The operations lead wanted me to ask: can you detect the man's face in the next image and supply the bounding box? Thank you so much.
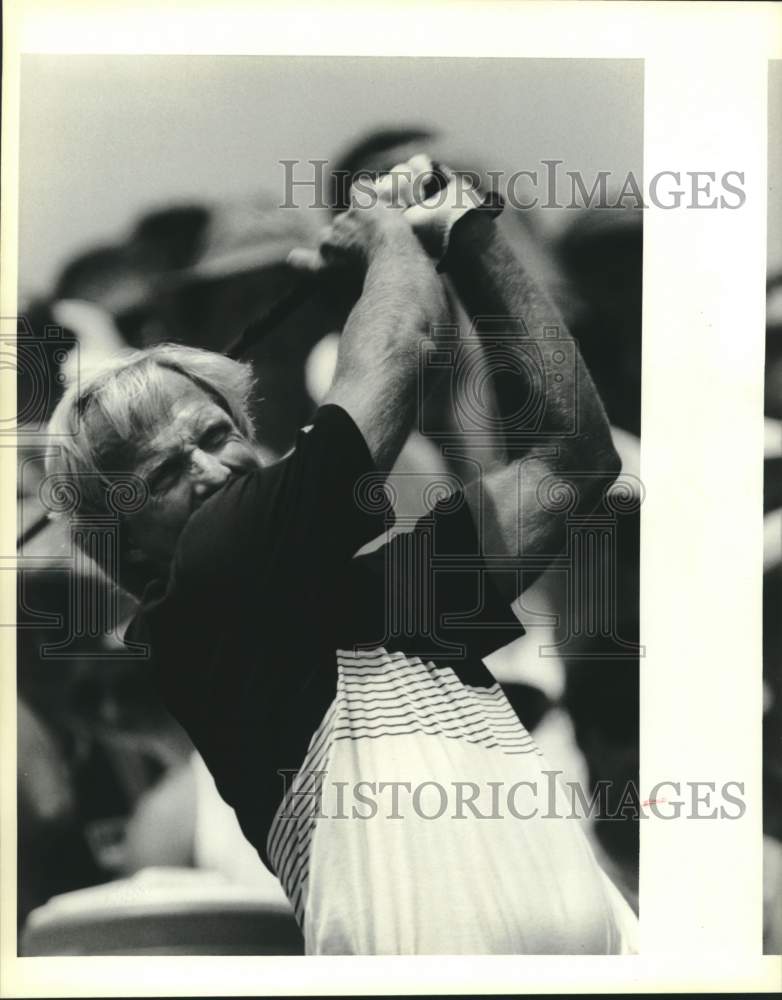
[124,369,262,567]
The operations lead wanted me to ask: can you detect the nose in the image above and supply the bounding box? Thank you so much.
[189,448,230,497]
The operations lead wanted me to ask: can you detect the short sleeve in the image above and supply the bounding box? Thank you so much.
[344,490,525,663]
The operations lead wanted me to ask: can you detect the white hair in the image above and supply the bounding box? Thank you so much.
[45,343,257,592]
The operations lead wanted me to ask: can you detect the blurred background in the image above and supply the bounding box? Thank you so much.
[11,53,772,955]
[763,56,782,959]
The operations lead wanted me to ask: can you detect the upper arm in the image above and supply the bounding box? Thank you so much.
[321,238,445,470]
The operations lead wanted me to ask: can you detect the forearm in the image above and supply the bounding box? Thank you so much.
[325,236,444,469]
[444,211,618,475]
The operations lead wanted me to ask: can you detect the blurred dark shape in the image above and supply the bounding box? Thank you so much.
[49,208,210,348]
[54,245,152,323]
[16,245,149,442]
[128,195,321,349]
[17,246,150,443]
[556,208,643,436]
[18,567,173,741]
[766,456,782,513]
[502,681,558,734]
[560,506,641,883]
[564,660,639,863]
[17,698,103,932]
[45,194,332,453]
[145,195,341,452]
[764,564,782,842]
[767,273,782,420]
[14,304,77,429]
[17,567,177,933]
[129,205,211,273]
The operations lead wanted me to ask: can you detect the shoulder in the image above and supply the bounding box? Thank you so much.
[174,467,273,595]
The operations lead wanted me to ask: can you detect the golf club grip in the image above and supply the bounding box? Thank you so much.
[227,162,452,360]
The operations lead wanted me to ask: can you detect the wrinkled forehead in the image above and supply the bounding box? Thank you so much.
[136,373,223,455]
[85,365,231,473]
[145,367,208,412]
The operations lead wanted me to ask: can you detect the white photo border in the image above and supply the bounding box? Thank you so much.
[1,0,780,994]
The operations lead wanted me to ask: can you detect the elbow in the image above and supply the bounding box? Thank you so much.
[588,435,622,495]
[570,429,621,480]
[597,438,622,482]
[561,433,622,513]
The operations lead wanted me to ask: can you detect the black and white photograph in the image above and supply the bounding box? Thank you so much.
[13,52,644,958]
[1,0,779,994]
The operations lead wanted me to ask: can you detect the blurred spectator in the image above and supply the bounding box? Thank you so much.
[549,207,643,902]
[54,244,154,331]
[45,195,329,454]
[766,274,782,420]
[15,302,77,432]
[556,207,643,436]
[17,566,185,933]
[17,697,101,930]
[764,565,782,841]
[125,752,293,909]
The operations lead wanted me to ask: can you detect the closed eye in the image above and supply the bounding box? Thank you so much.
[148,455,185,493]
[199,421,233,451]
